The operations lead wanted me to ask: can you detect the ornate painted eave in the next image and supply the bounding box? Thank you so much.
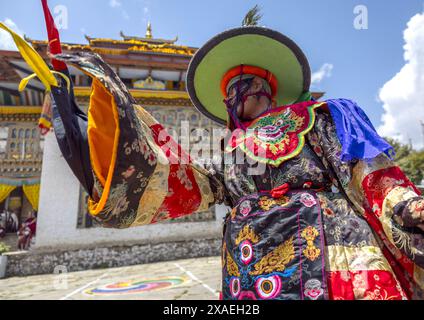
[0,57,21,82]
[0,173,42,184]
[29,38,196,57]
[0,106,42,114]
[74,87,193,107]
[0,106,42,122]
[74,87,190,100]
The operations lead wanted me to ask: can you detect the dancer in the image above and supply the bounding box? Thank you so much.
[1,5,423,299]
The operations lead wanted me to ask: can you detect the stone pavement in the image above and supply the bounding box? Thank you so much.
[0,256,222,300]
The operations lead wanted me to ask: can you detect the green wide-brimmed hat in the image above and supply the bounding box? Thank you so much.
[186,26,311,125]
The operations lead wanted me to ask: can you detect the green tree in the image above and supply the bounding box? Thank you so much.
[385,137,424,185]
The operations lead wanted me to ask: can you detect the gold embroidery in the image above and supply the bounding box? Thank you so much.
[132,159,169,227]
[326,245,392,272]
[249,236,295,276]
[258,196,289,211]
[301,226,321,261]
[235,225,260,246]
[226,250,240,277]
[382,186,418,243]
[363,287,399,300]
[191,166,215,212]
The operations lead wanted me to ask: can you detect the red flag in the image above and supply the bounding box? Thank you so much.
[41,0,67,71]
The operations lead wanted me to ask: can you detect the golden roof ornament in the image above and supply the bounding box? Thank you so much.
[146,22,152,39]
[133,76,166,90]
[119,25,179,45]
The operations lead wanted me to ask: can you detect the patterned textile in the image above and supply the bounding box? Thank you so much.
[223,190,326,300]
[49,52,424,300]
[53,52,220,228]
[310,111,423,300]
[225,101,324,166]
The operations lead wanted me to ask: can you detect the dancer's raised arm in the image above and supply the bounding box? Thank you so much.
[0,23,226,229]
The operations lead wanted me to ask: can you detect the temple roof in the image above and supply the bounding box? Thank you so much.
[0,22,325,110]
[118,22,179,45]
[27,36,196,58]
[0,56,21,83]
[25,23,197,57]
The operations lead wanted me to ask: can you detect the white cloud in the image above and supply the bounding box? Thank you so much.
[311,63,334,87]
[109,0,122,8]
[0,18,23,51]
[109,0,130,20]
[139,0,151,23]
[378,13,424,149]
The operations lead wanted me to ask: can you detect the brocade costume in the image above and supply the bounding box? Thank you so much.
[2,11,424,300]
[54,52,424,300]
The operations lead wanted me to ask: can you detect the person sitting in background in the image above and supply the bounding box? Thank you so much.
[17,211,37,251]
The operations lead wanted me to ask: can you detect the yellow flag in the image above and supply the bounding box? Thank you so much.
[0,22,57,90]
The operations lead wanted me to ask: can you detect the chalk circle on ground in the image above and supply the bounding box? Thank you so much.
[83,276,189,296]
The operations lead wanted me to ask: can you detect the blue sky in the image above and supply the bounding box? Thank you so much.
[1,0,423,129]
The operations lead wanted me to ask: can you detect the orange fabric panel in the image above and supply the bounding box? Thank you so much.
[87,79,120,215]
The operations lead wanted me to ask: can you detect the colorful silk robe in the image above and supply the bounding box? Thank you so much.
[52,52,424,300]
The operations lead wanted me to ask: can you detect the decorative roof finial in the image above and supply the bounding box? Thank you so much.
[146,22,152,39]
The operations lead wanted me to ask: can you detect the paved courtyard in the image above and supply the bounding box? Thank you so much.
[0,256,222,300]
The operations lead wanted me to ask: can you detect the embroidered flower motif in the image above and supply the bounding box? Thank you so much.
[121,165,136,179]
[175,165,193,190]
[352,273,367,298]
[324,208,335,217]
[304,279,323,300]
[300,193,317,207]
[138,138,157,166]
[364,285,399,300]
[152,207,173,222]
[318,194,335,218]
[372,204,380,215]
[103,182,130,219]
[124,144,132,156]
[340,271,351,282]
[313,146,323,156]
[303,182,313,189]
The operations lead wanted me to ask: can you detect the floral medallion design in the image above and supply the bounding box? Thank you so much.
[225,101,325,166]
